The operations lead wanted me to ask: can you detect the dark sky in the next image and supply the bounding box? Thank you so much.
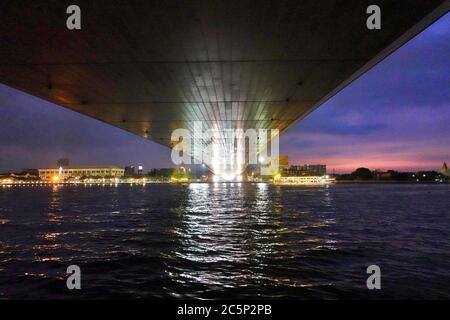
[0,13,449,173]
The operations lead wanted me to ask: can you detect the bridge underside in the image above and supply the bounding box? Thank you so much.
[0,0,447,174]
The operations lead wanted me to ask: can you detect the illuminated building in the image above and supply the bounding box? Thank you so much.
[278,155,289,169]
[38,165,124,180]
[284,164,326,176]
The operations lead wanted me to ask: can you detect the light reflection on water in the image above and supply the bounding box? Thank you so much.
[168,183,286,290]
[0,183,450,299]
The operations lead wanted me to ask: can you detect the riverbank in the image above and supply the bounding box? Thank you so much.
[335,180,449,184]
[1,180,448,187]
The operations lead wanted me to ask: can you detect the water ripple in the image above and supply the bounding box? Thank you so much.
[0,183,449,299]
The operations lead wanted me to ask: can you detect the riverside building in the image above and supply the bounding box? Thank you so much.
[38,165,124,180]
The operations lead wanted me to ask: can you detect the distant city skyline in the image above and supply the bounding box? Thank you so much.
[0,13,449,174]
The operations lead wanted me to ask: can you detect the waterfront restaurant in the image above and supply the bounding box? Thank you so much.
[38,165,125,180]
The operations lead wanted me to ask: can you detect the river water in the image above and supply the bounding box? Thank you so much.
[0,183,449,299]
